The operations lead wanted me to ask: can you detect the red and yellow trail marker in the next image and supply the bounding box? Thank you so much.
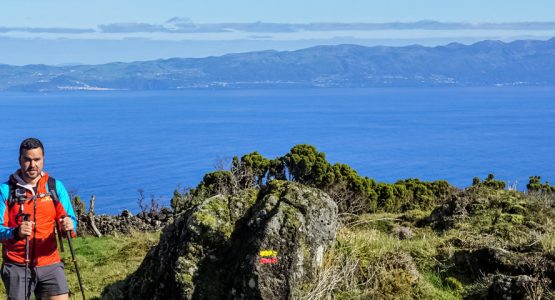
[259,250,278,264]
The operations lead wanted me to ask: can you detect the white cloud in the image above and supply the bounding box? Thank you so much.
[0,27,95,34]
[96,20,555,34]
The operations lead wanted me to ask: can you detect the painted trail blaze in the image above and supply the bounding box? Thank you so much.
[259,249,278,264]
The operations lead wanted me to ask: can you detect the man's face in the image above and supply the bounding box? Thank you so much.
[19,148,44,181]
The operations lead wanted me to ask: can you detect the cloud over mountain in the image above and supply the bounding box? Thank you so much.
[3,20,555,35]
[94,20,555,34]
[98,23,170,33]
[0,26,95,34]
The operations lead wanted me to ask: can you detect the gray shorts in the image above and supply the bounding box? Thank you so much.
[1,262,69,300]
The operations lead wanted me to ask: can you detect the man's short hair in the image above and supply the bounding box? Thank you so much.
[19,138,44,157]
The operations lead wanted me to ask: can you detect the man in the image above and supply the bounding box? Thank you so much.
[0,138,77,300]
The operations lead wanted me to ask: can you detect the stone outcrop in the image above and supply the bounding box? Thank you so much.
[111,180,338,299]
[488,275,548,300]
[440,241,555,298]
[426,188,555,298]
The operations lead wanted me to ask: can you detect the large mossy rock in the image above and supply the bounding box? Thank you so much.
[121,180,338,299]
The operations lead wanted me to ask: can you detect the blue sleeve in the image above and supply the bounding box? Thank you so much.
[54,180,78,233]
[0,183,16,241]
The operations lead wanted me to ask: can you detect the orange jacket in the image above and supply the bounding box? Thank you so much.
[0,171,77,267]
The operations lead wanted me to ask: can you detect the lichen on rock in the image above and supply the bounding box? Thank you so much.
[116,181,338,300]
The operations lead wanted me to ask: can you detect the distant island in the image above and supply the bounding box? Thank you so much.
[0,37,554,92]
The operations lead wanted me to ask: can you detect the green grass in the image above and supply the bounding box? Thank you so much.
[0,232,160,299]
[541,230,555,255]
[299,212,462,299]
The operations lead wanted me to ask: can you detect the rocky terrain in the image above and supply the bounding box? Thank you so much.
[65,145,554,299]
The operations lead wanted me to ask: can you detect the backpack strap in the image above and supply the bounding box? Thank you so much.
[7,176,60,210]
[47,176,60,206]
[7,175,18,211]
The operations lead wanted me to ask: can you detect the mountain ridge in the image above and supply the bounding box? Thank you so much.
[1,37,554,92]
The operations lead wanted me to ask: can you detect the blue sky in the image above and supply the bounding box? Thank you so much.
[3,0,555,26]
[1,0,555,65]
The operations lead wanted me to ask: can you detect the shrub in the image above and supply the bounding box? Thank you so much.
[472,174,506,190]
[175,144,456,214]
[527,176,555,194]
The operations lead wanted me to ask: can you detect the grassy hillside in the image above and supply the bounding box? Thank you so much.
[300,189,555,299]
[1,187,552,299]
[0,232,160,299]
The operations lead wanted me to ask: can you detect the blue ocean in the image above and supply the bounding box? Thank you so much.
[0,87,554,213]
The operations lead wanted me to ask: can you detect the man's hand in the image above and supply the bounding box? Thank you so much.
[60,217,74,232]
[18,221,33,237]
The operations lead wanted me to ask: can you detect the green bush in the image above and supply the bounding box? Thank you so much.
[472,174,506,190]
[174,144,456,214]
[527,176,555,193]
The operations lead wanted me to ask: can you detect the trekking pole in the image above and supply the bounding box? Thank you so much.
[56,222,65,253]
[49,186,86,300]
[62,216,86,300]
[16,197,31,300]
[23,214,31,300]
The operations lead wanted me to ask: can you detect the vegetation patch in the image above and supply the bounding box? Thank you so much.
[0,232,160,299]
[13,145,552,299]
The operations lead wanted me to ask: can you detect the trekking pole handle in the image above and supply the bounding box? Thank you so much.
[16,212,31,224]
[16,213,32,245]
[59,215,74,234]
[17,214,32,266]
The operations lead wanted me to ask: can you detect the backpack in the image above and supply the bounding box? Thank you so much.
[7,176,60,211]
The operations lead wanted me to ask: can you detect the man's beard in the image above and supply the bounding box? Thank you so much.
[24,168,40,180]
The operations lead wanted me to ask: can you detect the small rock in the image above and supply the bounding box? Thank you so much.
[121,209,131,218]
